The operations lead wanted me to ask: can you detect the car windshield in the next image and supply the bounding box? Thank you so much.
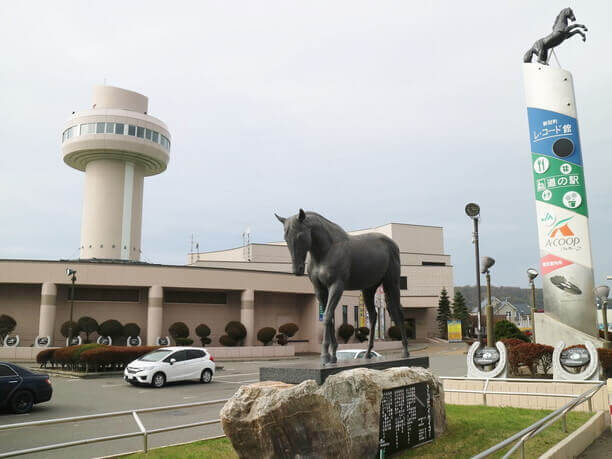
[138,350,172,362]
[336,351,356,361]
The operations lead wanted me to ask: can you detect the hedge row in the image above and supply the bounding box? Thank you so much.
[502,339,612,377]
[37,344,159,372]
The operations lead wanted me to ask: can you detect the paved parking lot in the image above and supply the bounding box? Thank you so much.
[0,343,467,458]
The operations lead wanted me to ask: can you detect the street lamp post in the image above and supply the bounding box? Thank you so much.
[527,268,538,343]
[481,256,496,347]
[66,268,77,343]
[465,203,484,344]
[593,285,610,347]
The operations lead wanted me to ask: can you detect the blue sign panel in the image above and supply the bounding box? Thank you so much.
[527,107,583,166]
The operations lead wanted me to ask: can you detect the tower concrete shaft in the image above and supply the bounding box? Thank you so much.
[61,86,170,261]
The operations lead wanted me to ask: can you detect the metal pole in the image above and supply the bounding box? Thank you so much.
[69,275,76,342]
[602,299,609,342]
[473,217,484,344]
[486,272,494,347]
[530,281,537,343]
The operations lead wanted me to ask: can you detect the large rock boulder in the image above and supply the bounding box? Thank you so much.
[220,367,446,459]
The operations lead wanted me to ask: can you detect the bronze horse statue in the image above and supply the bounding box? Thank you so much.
[524,8,587,64]
[275,209,410,364]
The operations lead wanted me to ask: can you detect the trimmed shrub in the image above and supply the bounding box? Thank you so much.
[505,342,554,376]
[77,316,99,343]
[494,320,529,342]
[355,327,370,343]
[123,323,141,338]
[168,322,189,339]
[60,320,81,338]
[219,335,238,347]
[597,347,612,371]
[276,333,288,346]
[175,337,194,346]
[0,314,16,345]
[500,338,527,349]
[196,324,212,346]
[257,327,276,345]
[225,321,247,345]
[100,320,124,339]
[36,348,56,367]
[388,326,402,340]
[279,323,299,338]
[80,346,160,371]
[338,324,354,344]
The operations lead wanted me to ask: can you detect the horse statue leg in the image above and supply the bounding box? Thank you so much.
[313,283,330,364]
[321,280,344,365]
[383,278,410,358]
[363,287,378,359]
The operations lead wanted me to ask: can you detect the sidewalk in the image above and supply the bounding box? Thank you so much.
[578,428,611,458]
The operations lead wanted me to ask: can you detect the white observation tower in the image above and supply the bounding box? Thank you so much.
[61,86,171,261]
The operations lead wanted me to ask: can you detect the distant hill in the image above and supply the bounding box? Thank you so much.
[455,285,543,311]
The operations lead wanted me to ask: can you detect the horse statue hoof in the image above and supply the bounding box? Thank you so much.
[402,351,410,358]
[320,353,330,365]
[329,356,337,364]
[365,351,372,359]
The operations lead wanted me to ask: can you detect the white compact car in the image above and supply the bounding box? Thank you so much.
[124,347,215,388]
[335,349,383,361]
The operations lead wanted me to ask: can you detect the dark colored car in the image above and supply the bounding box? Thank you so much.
[0,362,52,414]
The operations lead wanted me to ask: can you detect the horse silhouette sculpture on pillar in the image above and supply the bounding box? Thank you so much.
[275,209,410,365]
[524,8,587,65]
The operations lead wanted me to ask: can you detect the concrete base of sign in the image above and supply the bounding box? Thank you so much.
[259,356,429,385]
[221,366,445,459]
[466,342,508,378]
[535,313,605,348]
[552,341,601,381]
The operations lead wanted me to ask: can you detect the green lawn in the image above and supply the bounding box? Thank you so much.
[121,405,592,459]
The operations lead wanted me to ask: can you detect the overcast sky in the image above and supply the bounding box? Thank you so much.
[1,1,610,288]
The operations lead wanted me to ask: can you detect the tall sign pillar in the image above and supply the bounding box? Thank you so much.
[523,63,597,337]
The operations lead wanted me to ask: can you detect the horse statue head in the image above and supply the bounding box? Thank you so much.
[275,209,310,276]
[557,7,575,27]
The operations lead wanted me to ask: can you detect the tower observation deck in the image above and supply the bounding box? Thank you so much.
[61,86,171,261]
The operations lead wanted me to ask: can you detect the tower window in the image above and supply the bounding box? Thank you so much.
[136,126,145,138]
[128,125,136,136]
[96,122,105,133]
[115,123,124,135]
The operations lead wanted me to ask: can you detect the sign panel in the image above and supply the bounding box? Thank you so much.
[4,335,19,347]
[447,320,462,343]
[523,64,597,337]
[378,382,434,456]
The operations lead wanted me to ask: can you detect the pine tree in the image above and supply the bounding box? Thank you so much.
[452,291,469,338]
[436,288,451,339]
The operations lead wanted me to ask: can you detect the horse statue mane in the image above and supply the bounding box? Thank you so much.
[523,8,588,65]
[302,211,349,241]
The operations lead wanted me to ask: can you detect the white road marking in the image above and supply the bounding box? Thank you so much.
[214,372,258,379]
[216,379,258,385]
[183,396,196,399]
[101,383,125,388]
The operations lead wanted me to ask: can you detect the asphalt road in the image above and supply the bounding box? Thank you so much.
[0,343,467,458]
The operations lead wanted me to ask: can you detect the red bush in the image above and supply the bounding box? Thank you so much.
[80,346,160,367]
[505,342,553,376]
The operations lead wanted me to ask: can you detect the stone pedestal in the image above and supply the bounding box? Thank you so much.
[260,356,429,385]
[221,366,446,459]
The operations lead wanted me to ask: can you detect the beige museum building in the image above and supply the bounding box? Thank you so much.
[0,86,454,352]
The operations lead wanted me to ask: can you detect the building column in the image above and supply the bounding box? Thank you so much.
[147,285,163,345]
[241,289,255,346]
[38,282,57,342]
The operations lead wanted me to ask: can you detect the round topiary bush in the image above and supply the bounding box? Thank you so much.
[99,320,123,339]
[276,333,288,346]
[225,321,247,345]
[196,324,212,346]
[388,325,401,340]
[257,327,276,345]
[61,320,81,338]
[123,322,141,338]
[77,316,99,343]
[219,335,238,347]
[494,320,529,342]
[279,323,299,338]
[169,322,189,339]
[355,326,370,342]
[0,314,17,345]
[338,323,355,344]
[175,337,194,346]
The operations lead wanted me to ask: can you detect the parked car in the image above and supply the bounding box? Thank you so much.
[335,349,383,361]
[0,362,52,414]
[124,347,215,388]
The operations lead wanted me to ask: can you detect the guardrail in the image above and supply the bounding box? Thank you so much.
[440,377,605,459]
[0,398,229,458]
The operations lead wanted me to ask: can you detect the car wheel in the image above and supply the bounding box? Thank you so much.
[151,372,166,388]
[10,390,34,414]
[200,369,213,384]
